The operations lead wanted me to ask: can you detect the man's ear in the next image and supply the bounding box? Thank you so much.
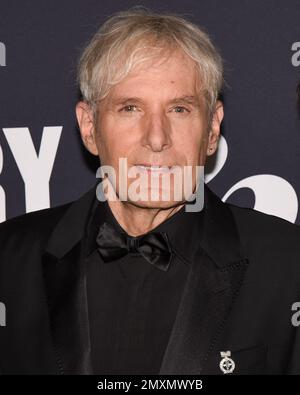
[75,101,99,156]
[206,100,224,156]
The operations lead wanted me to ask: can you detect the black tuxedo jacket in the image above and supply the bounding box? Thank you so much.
[1,182,300,375]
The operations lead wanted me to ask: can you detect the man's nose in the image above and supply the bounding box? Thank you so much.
[141,112,172,152]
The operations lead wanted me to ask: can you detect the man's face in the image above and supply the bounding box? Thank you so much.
[77,49,223,209]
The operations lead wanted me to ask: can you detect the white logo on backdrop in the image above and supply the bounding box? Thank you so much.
[0,127,62,221]
[0,130,298,223]
[206,135,298,223]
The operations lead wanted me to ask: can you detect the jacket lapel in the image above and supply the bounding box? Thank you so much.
[42,182,98,374]
[159,185,249,374]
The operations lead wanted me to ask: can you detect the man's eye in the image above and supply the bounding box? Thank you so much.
[120,105,138,112]
[173,106,189,113]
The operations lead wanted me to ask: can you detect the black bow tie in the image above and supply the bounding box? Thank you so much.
[95,222,173,271]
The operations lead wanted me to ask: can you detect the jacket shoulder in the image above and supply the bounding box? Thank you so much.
[0,202,73,243]
[227,202,300,256]
[227,202,300,235]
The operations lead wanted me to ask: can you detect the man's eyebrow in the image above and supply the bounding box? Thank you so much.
[110,95,201,106]
[168,95,201,106]
[111,96,144,105]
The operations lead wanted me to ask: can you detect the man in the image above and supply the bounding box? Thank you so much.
[1,7,300,375]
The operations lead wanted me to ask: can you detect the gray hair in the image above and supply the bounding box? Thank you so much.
[76,6,224,123]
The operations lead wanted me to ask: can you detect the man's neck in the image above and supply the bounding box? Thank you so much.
[106,199,185,237]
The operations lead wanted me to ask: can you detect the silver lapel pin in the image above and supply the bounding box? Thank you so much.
[219,351,235,374]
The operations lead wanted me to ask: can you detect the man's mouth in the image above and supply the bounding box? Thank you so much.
[134,164,173,173]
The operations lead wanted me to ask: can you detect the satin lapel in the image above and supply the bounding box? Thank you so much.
[159,184,249,375]
[42,182,98,375]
